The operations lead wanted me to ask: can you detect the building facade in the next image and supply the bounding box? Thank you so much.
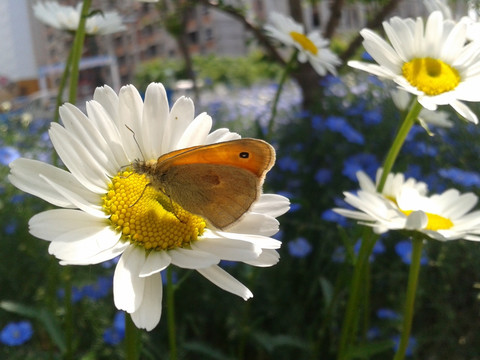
[0,0,471,101]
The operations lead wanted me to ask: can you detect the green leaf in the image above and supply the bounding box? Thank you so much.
[319,276,334,308]
[183,341,235,360]
[345,340,394,359]
[253,331,309,353]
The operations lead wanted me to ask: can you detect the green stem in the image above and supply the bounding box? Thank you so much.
[167,267,178,360]
[53,47,74,124]
[60,3,92,358]
[377,100,423,192]
[393,236,423,360]
[125,314,140,360]
[52,40,75,167]
[68,0,92,104]
[337,229,377,360]
[266,50,297,140]
[63,267,73,360]
[338,99,423,359]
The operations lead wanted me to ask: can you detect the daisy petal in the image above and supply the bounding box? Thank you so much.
[114,246,146,313]
[131,273,163,331]
[162,96,195,153]
[175,113,213,150]
[191,237,261,262]
[169,247,219,269]
[243,249,280,267]
[449,100,478,123]
[29,209,106,241]
[9,159,96,208]
[141,83,169,159]
[39,175,106,218]
[405,210,428,230]
[139,251,172,277]
[197,265,253,300]
[250,194,290,217]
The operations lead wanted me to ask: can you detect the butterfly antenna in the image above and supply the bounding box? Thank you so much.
[125,125,146,161]
[129,183,150,208]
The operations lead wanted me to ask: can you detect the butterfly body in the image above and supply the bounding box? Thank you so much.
[132,138,275,229]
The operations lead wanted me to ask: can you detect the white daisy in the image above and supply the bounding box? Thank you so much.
[348,11,480,124]
[334,170,480,241]
[9,83,289,331]
[33,1,126,35]
[264,12,341,76]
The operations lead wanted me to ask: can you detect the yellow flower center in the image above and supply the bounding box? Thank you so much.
[402,210,454,231]
[102,170,206,251]
[402,57,461,96]
[289,31,318,55]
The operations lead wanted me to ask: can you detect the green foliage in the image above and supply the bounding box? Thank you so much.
[134,52,282,92]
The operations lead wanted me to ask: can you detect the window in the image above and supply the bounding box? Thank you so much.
[188,31,198,44]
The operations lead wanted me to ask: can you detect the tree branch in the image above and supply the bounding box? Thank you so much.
[324,0,345,39]
[288,0,304,24]
[339,0,403,67]
[195,0,286,66]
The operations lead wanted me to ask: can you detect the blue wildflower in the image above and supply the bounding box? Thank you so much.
[405,164,422,180]
[392,335,417,357]
[343,127,365,145]
[57,286,84,303]
[311,115,324,131]
[315,168,332,185]
[361,51,374,61]
[323,76,348,97]
[325,116,365,144]
[103,312,125,346]
[350,82,369,95]
[354,239,385,262]
[325,116,348,132]
[101,255,120,269]
[439,167,480,188]
[367,75,384,87]
[403,126,423,144]
[395,240,428,265]
[288,237,313,258]
[277,155,299,173]
[406,141,438,157]
[332,246,346,263]
[0,321,33,346]
[363,109,382,125]
[219,260,238,268]
[0,146,20,166]
[4,220,17,235]
[322,209,349,226]
[161,269,178,284]
[345,103,365,117]
[367,326,380,340]
[377,308,400,320]
[342,153,379,182]
[287,202,301,212]
[113,311,125,331]
[83,276,112,300]
[10,194,25,204]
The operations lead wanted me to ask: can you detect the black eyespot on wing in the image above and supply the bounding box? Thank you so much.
[239,151,249,159]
